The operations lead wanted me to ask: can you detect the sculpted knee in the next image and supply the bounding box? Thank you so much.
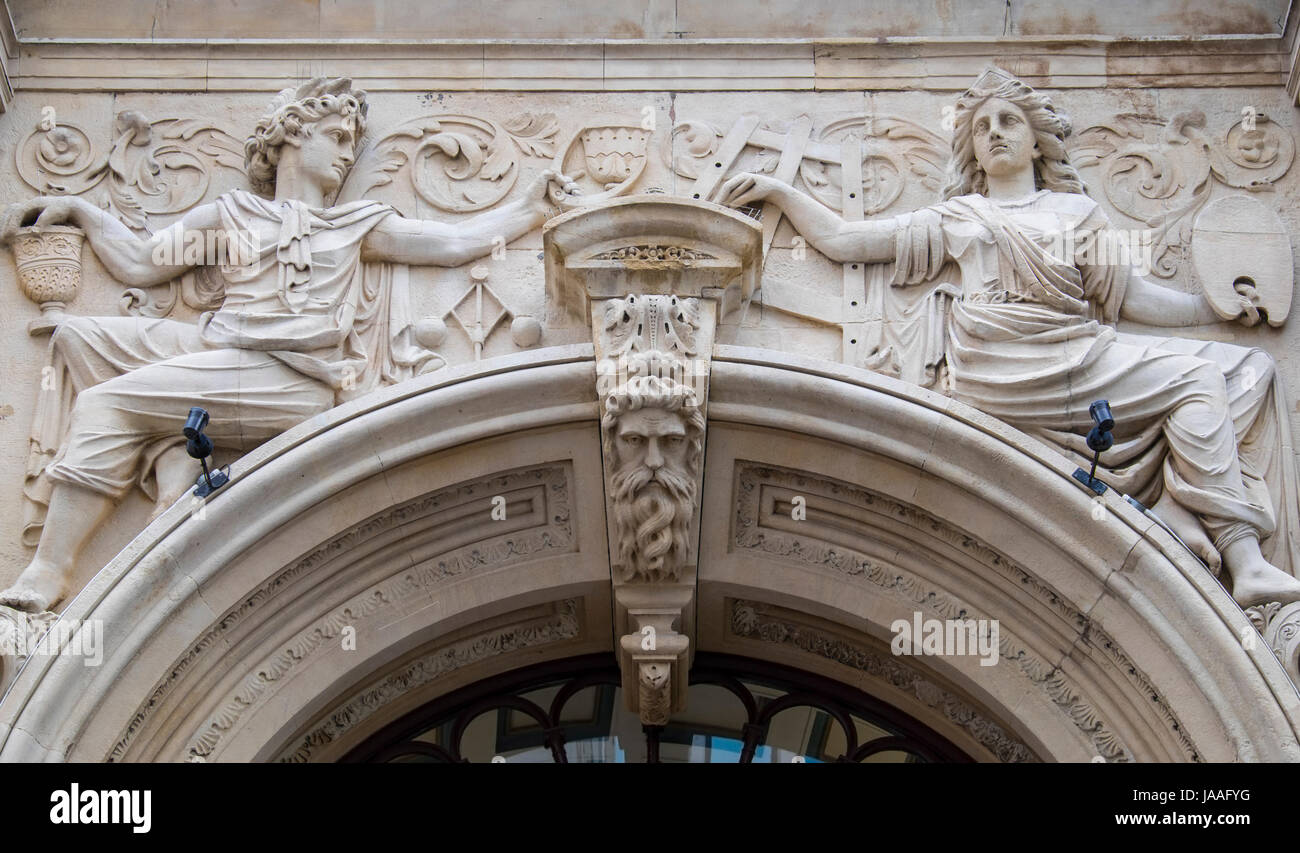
[1184,357,1231,408]
[1239,348,1276,391]
[49,315,98,352]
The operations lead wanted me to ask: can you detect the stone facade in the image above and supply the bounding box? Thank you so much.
[1,0,1299,762]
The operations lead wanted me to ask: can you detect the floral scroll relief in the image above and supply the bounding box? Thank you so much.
[15,110,246,318]
[338,112,559,211]
[16,110,245,232]
[1070,110,1295,281]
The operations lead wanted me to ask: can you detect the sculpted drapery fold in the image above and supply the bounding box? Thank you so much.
[868,191,1297,574]
[20,189,442,546]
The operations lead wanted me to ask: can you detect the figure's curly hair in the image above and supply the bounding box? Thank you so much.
[601,356,706,468]
[244,77,368,197]
[941,68,1084,200]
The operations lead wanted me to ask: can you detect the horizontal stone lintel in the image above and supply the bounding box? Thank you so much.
[7,36,1291,93]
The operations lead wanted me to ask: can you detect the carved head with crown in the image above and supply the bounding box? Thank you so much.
[942,68,1085,200]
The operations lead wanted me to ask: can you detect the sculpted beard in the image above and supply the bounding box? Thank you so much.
[611,460,696,581]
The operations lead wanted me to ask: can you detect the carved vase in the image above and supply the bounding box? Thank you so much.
[11,224,84,335]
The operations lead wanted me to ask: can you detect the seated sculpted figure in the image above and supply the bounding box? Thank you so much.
[0,77,575,613]
[715,69,1300,608]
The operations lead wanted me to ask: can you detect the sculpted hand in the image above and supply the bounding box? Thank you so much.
[526,169,581,218]
[711,172,783,208]
[1233,281,1262,327]
[1,196,92,245]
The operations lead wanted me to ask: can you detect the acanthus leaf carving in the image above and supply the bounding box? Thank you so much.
[17,110,245,232]
[340,112,559,212]
[1071,109,1294,281]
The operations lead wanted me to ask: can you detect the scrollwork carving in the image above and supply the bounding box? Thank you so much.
[1071,109,1294,281]
[341,112,558,211]
[16,111,244,231]
[663,120,725,180]
[1071,112,1211,279]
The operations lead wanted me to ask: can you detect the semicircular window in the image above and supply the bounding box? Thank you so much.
[346,653,974,763]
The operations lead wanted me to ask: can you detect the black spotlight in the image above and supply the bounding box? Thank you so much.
[1072,399,1114,495]
[184,406,229,498]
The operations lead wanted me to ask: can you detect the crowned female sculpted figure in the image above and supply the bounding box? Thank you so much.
[715,69,1300,608]
[0,77,576,612]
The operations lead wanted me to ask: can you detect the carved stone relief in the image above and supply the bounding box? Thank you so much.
[0,78,580,616]
[0,605,58,695]
[110,462,575,761]
[338,111,559,210]
[727,598,1038,762]
[1071,109,1296,282]
[542,195,762,725]
[1247,601,1300,687]
[732,461,1202,762]
[275,598,582,763]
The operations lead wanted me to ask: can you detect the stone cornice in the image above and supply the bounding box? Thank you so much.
[6,35,1291,93]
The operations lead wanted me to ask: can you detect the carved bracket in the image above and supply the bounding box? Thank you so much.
[543,195,761,725]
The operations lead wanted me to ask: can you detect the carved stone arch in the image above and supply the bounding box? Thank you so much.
[1,345,1298,762]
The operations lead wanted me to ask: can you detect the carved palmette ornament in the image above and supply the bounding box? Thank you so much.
[601,293,700,361]
[1191,195,1293,326]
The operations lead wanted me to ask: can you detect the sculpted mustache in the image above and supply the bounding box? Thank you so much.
[611,464,695,503]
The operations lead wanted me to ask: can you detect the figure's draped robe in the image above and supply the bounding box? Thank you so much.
[21,190,442,545]
[861,189,1299,575]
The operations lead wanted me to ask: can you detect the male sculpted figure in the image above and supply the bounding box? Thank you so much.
[603,365,706,583]
[715,69,1300,608]
[0,78,577,612]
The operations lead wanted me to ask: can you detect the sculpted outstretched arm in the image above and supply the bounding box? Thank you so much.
[363,169,579,267]
[711,172,897,264]
[1,196,220,287]
[1118,273,1229,327]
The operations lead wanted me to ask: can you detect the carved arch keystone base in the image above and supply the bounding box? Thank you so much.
[544,196,761,725]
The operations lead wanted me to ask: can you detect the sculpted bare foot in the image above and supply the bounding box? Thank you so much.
[1227,558,1300,608]
[0,562,64,614]
[1150,492,1222,574]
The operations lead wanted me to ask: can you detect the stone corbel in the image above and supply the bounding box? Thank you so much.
[543,195,761,725]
